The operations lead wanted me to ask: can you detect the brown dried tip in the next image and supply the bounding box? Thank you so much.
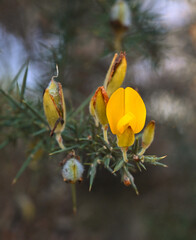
[123,176,131,186]
[108,52,126,84]
[92,86,109,107]
[59,150,80,166]
[110,20,129,32]
[112,52,126,76]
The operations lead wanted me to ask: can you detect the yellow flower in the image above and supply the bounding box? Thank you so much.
[106,87,146,161]
[104,52,127,97]
[90,86,109,143]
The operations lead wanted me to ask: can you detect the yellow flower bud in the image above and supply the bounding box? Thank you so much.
[43,73,66,137]
[104,52,127,97]
[92,86,109,126]
[89,95,99,127]
[139,120,155,155]
[90,86,109,143]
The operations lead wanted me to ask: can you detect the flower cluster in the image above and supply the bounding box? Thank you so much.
[89,52,154,163]
[89,52,127,144]
[42,54,165,195]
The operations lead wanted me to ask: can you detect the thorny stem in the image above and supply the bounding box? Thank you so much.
[121,147,128,163]
[102,125,109,144]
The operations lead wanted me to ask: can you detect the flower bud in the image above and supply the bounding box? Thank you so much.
[139,120,155,155]
[142,120,155,148]
[89,95,99,127]
[62,158,84,183]
[43,70,66,137]
[91,86,109,126]
[110,0,131,32]
[104,52,127,97]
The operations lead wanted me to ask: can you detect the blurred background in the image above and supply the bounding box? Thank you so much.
[0,0,196,239]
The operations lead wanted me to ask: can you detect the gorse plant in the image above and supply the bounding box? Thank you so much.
[0,52,166,213]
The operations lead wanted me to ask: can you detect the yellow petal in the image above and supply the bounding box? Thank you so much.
[117,127,135,147]
[117,112,136,134]
[106,88,125,134]
[125,87,146,133]
[106,87,146,135]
